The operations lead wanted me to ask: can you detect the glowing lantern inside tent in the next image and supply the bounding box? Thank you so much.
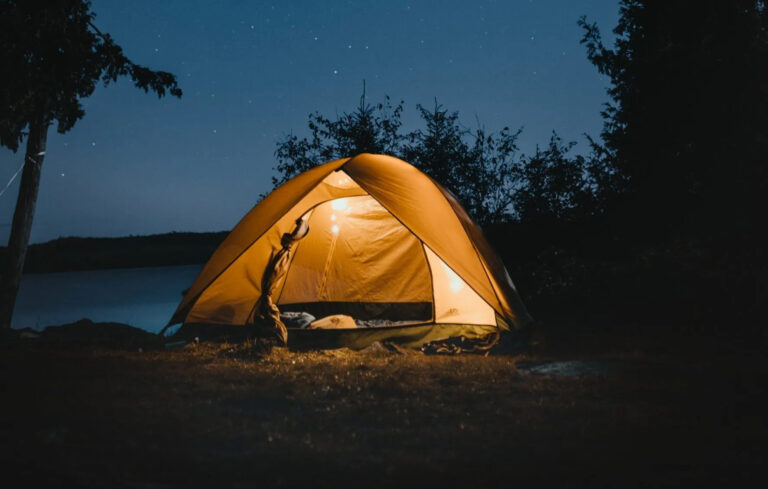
[167,154,533,346]
[331,198,348,211]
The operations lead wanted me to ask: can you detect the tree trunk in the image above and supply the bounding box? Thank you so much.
[0,118,48,330]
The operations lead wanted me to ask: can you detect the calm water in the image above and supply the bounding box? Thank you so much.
[12,264,203,333]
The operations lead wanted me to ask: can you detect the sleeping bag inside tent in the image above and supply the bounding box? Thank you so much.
[167,153,532,349]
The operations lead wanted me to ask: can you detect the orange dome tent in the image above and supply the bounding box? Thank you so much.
[167,154,532,349]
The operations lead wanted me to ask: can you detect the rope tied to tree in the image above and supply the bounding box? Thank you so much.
[0,152,44,199]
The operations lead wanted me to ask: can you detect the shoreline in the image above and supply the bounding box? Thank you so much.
[0,231,227,274]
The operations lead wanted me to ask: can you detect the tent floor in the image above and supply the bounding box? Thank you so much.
[171,322,501,350]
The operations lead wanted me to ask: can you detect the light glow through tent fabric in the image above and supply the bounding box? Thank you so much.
[170,154,532,347]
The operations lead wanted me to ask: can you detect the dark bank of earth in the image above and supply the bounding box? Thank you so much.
[18,319,164,349]
[1,321,765,488]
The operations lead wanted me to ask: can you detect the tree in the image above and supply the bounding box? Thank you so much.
[579,1,768,240]
[274,93,528,225]
[463,125,523,225]
[273,85,404,187]
[0,0,182,329]
[273,89,614,227]
[511,132,614,225]
[403,101,523,225]
[402,101,470,195]
[513,133,585,224]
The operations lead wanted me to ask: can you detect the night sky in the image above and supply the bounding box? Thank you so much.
[0,0,618,244]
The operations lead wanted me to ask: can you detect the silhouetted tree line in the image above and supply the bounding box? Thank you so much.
[579,0,767,244]
[0,232,228,273]
[575,0,767,332]
[274,91,615,228]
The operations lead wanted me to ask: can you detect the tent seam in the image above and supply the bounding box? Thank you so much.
[419,241,437,323]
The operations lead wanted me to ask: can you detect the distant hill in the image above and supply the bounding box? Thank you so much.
[0,232,229,273]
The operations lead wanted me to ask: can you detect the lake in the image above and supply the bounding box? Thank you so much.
[12,264,203,334]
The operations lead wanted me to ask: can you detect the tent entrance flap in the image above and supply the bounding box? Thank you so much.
[245,212,312,339]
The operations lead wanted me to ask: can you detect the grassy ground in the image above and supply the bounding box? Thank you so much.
[0,325,765,488]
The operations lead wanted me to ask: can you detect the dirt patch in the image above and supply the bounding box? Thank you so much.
[0,328,765,488]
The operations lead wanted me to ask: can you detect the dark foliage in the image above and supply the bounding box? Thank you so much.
[274,92,602,226]
[574,0,768,332]
[512,132,617,225]
[402,101,523,225]
[0,0,182,151]
[579,0,768,241]
[273,88,404,188]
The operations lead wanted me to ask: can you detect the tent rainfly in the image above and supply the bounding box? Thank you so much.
[167,154,532,349]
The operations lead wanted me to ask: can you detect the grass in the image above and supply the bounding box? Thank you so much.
[0,325,765,488]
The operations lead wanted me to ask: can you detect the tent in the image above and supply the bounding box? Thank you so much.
[167,153,532,349]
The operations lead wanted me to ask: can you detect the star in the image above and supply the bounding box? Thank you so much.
[333,69,338,74]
